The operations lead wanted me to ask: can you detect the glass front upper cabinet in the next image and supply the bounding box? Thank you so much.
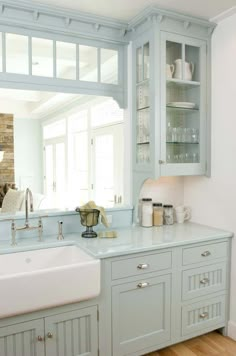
[135,42,150,165]
[161,33,206,175]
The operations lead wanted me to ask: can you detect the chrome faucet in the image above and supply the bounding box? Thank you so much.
[10,188,46,245]
[25,187,34,228]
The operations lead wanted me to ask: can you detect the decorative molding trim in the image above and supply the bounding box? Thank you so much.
[210,6,236,23]
[128,5,216,32]
[93,23,100,32]
[0,0,129,43]
[228,320,236,340]
[183,21,190,29]
[33,10,39,21]
[157,14,164,23]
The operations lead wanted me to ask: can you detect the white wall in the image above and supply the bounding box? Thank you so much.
[14,118,43,193]
[140,177,184,206]
[184,13,236,334]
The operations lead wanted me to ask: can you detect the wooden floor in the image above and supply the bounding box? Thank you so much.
[145,332,236,356]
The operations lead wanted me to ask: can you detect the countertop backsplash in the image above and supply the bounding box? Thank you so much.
[139,177,184,207]
[0,205,133,243]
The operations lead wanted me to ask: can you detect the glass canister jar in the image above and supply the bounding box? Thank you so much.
[153,203,163,226]
[163,204,174,225]
[141,198,153,227]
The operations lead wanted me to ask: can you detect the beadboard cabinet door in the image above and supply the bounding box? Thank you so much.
[112,274,171,356]
[0,319,44,356]
[45,306,98,356]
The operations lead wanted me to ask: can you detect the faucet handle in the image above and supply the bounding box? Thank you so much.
[11,219,17,246]
[38,217,43,242]
[57,221,64,240]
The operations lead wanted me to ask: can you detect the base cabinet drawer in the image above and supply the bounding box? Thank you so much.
[182,263,227,301]
[181,295,226,336]
[112,274,171,356]
[111,251,172,280]
[182,242,228,266]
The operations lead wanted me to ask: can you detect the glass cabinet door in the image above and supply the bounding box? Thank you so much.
[161,33,206,175]
[135,42,151,165]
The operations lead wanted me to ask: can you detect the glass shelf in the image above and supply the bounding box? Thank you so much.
[166,106,199,112]
[137,106,150,111]
[166,141,199,144]
[166,79,200,87]
[137,141,150,145]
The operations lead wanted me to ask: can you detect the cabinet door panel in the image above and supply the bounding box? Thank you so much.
[112,274,171,356]
[0,319,44,356]
[45,306,98,356]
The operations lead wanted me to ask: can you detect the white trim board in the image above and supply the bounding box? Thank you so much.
[228,320,236,340]
[210,6,236,23]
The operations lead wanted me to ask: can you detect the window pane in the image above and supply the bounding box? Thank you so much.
[94,134,114,204]
[6,33,28,74]
[43,120,66,139]
[79,45,98,82]
[101,48,118,84]
[45,145,53,194]
[91,99,123,127]
[56,41,76,80]
[55,142,65,192]
[0,33,2,72]
[68,110,88,132]
[32,37,53,77]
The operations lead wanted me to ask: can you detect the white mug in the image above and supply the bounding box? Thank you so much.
[175,206,191,223]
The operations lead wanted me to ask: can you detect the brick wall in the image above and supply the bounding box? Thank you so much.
[0,113,14,184]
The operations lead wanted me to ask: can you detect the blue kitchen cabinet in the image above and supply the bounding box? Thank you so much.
[112,274,171,356]
[0,306,98,356]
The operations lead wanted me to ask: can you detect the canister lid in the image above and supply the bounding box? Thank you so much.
[153,203,162,207]
[163,204,173,208]
[142,198,152,201]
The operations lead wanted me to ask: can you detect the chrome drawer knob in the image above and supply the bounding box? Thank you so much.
[37,336,44,342]
[159,160,165,164]
[200,277,210,285]
[199,312,209,319]
[137,263,149,270]
[47,332,53,339]
[201,251,211,257]
[137,282,149,288]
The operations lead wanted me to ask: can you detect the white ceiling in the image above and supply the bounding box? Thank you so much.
[28,0,236,21]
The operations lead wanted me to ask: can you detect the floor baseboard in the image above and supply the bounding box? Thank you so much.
[228,321,236,340]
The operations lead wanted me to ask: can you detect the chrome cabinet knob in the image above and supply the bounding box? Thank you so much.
[159,160,165,164]
[47,332,53,339]
[199,312,209,319]
[201,251,211,257]
[137,282,149,288]
[37,336,44,342]
[137,263,149,270]
[200,277,210,285]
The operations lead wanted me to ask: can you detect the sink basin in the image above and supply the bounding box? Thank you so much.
[0,245,100,318]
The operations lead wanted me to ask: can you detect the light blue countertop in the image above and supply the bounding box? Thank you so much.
[0,222,233,259]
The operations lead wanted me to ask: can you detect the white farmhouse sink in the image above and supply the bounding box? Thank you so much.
[0,245,100,318]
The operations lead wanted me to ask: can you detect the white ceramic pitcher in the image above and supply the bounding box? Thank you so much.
[166,64,174,79]
[173,59,194,81]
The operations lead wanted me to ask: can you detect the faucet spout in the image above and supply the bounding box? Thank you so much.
[25,188,34,227]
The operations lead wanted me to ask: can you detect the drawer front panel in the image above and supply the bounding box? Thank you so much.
[182,242,228,266]
[182,263,227,301]
[112,251,172,280]
[182,295,226,336]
